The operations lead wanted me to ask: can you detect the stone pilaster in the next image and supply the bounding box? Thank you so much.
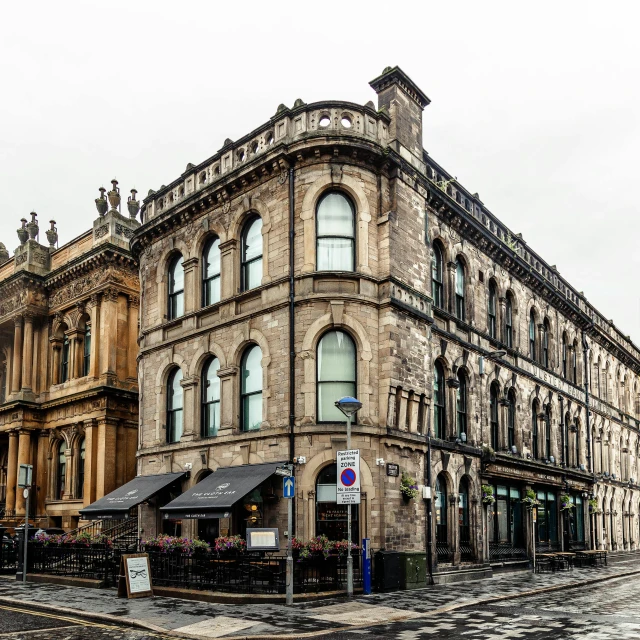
[11,316,23,392]
[5,431,19,516]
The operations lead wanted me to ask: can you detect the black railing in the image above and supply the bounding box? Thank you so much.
[25,544,361,594]
[436,542,453,563]
[29,544,121,585]
[147,551,361,594]
[489,542,528,562]
[536,541,560,553]
[0,539,18,574]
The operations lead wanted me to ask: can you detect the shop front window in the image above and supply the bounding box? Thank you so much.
[536,490,558,549]
[487,485,525,561]
[458,477,472,561]
[435,474,451,561]
[315,464,358,541]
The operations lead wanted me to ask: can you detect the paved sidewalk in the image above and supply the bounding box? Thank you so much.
[1,557,640,639]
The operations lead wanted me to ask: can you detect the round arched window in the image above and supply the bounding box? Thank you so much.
[317,331,356,422]
[316,192,355,271]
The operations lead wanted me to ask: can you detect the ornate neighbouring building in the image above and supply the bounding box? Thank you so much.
[0,183,140,531]
[121,66,639,580]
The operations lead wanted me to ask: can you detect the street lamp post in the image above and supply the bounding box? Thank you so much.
[335,396,362,598]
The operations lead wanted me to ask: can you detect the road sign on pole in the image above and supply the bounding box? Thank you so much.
[283,476,295,499]
[337,450,360,505]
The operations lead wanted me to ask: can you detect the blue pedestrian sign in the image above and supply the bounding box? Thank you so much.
[283,476,295,499]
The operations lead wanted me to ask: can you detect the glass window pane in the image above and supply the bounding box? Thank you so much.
[169,369,183,409]
[173,292,184,318]
[316,484,337,502]
[317,193,354,237]
[244,258,262,290]
[204,358,220,402]
[242,346,262,394]
[170,256,184,293]
[203,402,220,437]
[243,393,262,431]
[317,238,354,271]
[204,238,221,278]
[172,409,183,441]
[318,331,356,382]
[318,382,356,421]
[455,261,464,296]
[205,276,220,306]
[243,218,263,262]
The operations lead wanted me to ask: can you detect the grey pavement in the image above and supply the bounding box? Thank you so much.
[0,557,639,638]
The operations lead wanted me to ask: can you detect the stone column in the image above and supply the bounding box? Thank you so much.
[31,323,40,394]
[49,338,62,385]
[95,417,118,499]
[63,445,73,499]
[35,430,49,517]
[127,296,139,381]
[451,493,460,565]
[100,288,119,378]
[180,376,199,440]
[498,296,506,343]
[11,316,23,392]
[67,330,82,380]
[217,366,238,433]
[446,262,457,316]
[182,257,198,314]
[219,240,237,300]
[14,429,32,516]
[82,419,97,507]
[21,313,34,391]
[537,323,545,365]
[87,294,101,378]
[5,431,19,516]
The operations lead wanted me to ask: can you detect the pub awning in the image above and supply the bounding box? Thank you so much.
[80,472,185,520]
[160,461,285,520]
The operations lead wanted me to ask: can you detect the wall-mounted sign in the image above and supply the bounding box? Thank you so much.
[386,463,400,477]
[117,553,153,599]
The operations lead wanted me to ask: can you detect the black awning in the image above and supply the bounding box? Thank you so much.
[160,461,284,518]
[80,472,185,520]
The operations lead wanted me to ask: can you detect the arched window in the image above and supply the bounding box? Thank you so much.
[529,310,536,361]
[505,292,514,348]
[456,370,467,437]
[167,368,184,443]
[532,400,539,459]
[507,388,516,449]
[202,237,221,307]
[241,216,263,291]
[455,258,465,321]
[596,358,602,397]
[542,319,550,368]
[83,321,91,377]
[315,464,358,540]
[433,361,445,439]
[78,438,85,498]
[562,333,568,378]
[317,331,356,422]
[431,243,444,309]
[490,383,499,450]
[316,192,355,271]
[60,334,70,383]
[488,280,497,339]
[201,357,220,438]
[57,441,66,500]
[458,477,472,561]
[435,474,449,560]
[168,255,184,320]
[572,340,578,383]
[545,404,552,460]
[241,345,262,431]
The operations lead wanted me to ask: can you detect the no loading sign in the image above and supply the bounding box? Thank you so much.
[337,449,361,505]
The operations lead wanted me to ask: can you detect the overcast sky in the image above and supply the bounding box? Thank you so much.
[1,1,638,341]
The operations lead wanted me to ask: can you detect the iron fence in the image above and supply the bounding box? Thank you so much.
[436,542,453,563]
[489,542,528,562]
[0,539,17,574]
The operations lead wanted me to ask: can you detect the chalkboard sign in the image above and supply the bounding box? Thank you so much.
[386,463,400,477]
[117,553,153,599]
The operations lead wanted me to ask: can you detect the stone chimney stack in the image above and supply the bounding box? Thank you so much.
[369,66,430,167]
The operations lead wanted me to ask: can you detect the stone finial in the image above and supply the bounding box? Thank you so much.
[95,186,108,216]
[17,218,28,245]
[0,242,9,262]
[27,211,39,240]
[46,220,58,248]
[107,179,120,212]
[127,189,140,220]
[292,98,305,108]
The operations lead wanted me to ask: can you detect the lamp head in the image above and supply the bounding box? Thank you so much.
[335,396,362,418]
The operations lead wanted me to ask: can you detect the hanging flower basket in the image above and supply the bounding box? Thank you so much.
[560,494,574,511]
[481,484,495,505]
[400,472,419,502]
[521,488,540,509]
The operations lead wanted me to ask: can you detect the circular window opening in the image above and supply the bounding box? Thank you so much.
[319,116,331,128]
[251,141,259,154]
[179,186,185,197]
[199,172,207,184]
[238,149,246,162]
[214,166,220,175]
[168,193,174,203]
[266,132,274,145]
[341,116,352,129]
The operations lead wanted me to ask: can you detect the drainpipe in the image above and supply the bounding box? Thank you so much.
[288,166,296,535]
[559,395,565,467]
[582,329,594,549]
[425,417,434,585]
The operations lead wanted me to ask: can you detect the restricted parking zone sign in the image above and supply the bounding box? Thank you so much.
[337,449,361,505]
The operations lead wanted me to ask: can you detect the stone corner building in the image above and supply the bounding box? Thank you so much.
[131,66,639,578]
[0,184,140,530]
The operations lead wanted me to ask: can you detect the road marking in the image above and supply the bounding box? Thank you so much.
[0,604,114,629]
[0,625,79,637]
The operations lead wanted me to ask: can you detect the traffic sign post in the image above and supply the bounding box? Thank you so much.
[281,466,294,606]
[18,464,33,584]
[337,449,360,597]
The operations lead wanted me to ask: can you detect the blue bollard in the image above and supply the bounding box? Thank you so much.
[362,538,371,594]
